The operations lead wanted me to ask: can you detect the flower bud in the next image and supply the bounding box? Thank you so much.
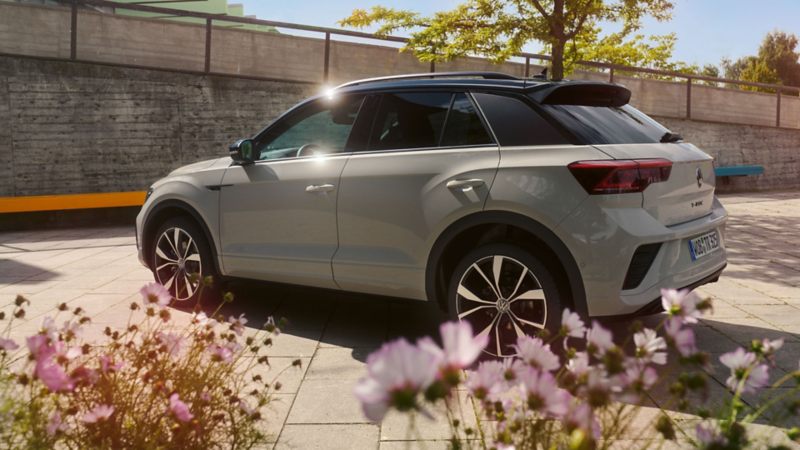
[79,317,91,324]
[223,292,234,303]
[82,343,91,354]
[629,320,644,333]
[104,326,112,336]
[146,307,155,316]
[203,276,213,287]
[697,408,711,419]
[252,375,262,382]
[73,307,84,315]
[14,295,29,307]
[536,329,550,340]
[0,312,4,320]
[264,338,273,347]
[159,309,171,322]
[66,406,78,416]
[130,302,140,310]
[274,381,282,391]
[292,359,302,368]
[655,416,675,440]
[246,337,254,346]
[128,325,138,333]
[258,356,269,365]
[250,346,259,353]
[14,309,25,319]
[111,331,119,340]
[18,374,29,385]
[58,303,68,311]
[188,272,199,285]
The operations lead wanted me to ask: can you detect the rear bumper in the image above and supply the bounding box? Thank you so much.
[555,194,729,317]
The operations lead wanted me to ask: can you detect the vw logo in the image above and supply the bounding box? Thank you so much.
[696,168,703,188]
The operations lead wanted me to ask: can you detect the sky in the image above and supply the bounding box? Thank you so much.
[238,0,800,68]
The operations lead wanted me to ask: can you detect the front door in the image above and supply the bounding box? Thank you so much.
[332,92,500,299]
[219,94,365,289]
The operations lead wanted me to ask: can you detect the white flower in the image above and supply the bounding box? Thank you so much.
[586,321,614,354]
[664,317,697,357]
[226,339,244,355]
[696,423,727,447]
[82,405,114,423]
[192,311,215,327]
[633,328,667,365]
[438,321,488,369]
[61,320,83,339]
[623,364,658,391]
[512,336,560,372]
[566,352,591,376]
[517,366,572,417]
[465,360,505,400]
[661,288,703,323]
[228,313,248,336]
[719,347,769,394]
[140,282,171,309]
[561,308,586,338]
[353,338,442,422]
[41,316,59,341]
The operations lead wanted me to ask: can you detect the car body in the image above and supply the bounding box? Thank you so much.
[135,72,727,356]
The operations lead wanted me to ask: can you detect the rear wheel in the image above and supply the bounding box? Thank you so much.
[151,217,216,306]
[447,243,562,357]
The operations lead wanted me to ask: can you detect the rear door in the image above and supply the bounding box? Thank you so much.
[332,91,500,300]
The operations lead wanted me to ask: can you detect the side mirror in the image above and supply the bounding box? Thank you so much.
[230,139,255,165]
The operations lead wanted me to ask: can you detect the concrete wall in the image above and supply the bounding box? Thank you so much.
[0,55,315,197]
[655,116,800,192]
[1,1,796,132]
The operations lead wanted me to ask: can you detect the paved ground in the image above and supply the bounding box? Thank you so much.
[1,190,799,449]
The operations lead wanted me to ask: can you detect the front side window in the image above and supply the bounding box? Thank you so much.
[368,93,451,151]
[255,95,365,160]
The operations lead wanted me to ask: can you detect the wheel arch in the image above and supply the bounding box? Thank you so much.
[142,199,221,276]
[425,211,588,318]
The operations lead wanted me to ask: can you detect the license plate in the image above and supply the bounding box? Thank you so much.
[688,230,720,261]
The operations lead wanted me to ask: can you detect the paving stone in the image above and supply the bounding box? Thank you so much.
[276,424,379,450]
[735,304,800,327]
[286,379,367,424]
[379,441,452,450]
[305,347,373,380]
[380,391,478,441]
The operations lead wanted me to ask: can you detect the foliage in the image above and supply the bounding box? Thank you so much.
[354,289,800,450]
[740,59,781,94]
[758,30,800,88]
[339,0,677,80]
[0,280,294,450]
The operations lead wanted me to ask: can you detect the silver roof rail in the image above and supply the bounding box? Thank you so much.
[334,71,521,90]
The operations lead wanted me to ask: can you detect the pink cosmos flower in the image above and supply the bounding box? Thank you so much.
[82,405,114,423]
[720,347,769,394]
[226,340,244,355]
[168,393,194,422]
[664,317,697,357]
[661,288,703,324]
[513,336,560,372]
[696,424,727,447]
[622,364,658,391]
[35,357,74,392]
[586,321,614,354]
[633,328,667,365]
[192,311,217,328]
[264,316,281,336]
[228,313,248,336]
[564,403,601,440]
[46,410,69,436]
[517,366,571,417]
[99,355,125,373]
[239,400,254,415]
[208,344,233,363]
[26,334,51,359]
[140,282,171,309]
[156,332,186,357]
[438,321,488,369]
[561,308,586,338]
[353,338,441,422]
[52,341,82,362]
[0,338,19,352]
[465,360,505,400]
[200,392,212,403]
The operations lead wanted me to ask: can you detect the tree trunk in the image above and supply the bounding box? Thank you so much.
[551,41,565,80]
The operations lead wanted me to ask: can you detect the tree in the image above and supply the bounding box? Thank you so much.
[699,63,719,86]
[339,0,676,81]
[758,30,800,88]
[739,59,780,93]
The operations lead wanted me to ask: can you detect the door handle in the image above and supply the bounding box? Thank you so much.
[306,184,335,193]
[446,179,484,191]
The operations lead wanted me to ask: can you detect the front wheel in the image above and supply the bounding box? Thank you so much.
[150,217,216,306]
[447,243,563,358]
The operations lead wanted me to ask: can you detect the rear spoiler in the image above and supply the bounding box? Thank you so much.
[528,82,631,107]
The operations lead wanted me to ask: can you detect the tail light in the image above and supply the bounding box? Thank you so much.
[567,159,673,195]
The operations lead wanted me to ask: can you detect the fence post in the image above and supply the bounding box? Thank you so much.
[686,77,692,119]
[70,0,78,60]
[204,18,212,74]
[609,67,614,83]
[525,57,530,77]
[323,32,330,83]
[776,88,781,127]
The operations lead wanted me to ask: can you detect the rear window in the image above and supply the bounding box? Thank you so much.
[538,104,670,145]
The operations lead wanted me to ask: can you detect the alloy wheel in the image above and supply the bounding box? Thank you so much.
[153,227,202,301]
[455,255,547,357]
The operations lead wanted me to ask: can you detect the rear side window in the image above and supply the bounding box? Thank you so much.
[473,93,569,146]
[538,103,670,145]
[441,94,494,147]
[369,93,451,151]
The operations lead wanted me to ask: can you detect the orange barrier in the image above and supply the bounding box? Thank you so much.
[0,192,147,213]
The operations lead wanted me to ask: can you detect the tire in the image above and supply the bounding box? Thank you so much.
[150,217,218,307]
[447,243,563,358]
